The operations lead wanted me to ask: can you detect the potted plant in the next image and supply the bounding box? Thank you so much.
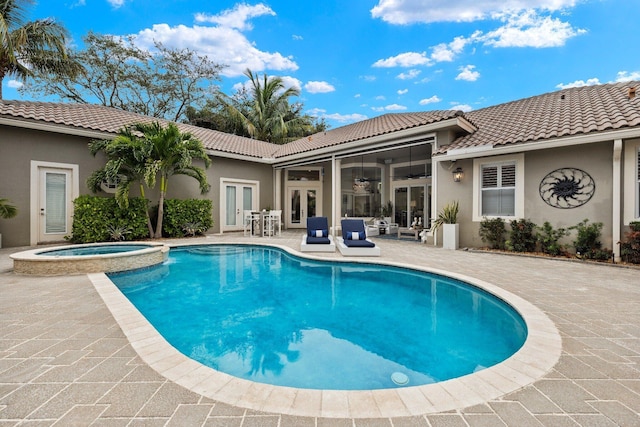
[381,200,393,222]
[0,198,18,249]
[433,200,459,250]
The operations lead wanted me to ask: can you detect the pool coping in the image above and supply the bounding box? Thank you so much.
[88,242,562,418]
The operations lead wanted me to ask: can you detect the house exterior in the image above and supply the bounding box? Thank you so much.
[1,81,639,260]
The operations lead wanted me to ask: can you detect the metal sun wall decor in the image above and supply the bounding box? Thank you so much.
[539,168,595,209]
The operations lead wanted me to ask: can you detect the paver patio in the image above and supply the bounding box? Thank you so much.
[1,232,639,426]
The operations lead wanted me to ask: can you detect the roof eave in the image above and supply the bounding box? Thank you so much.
[273,117,467,165]
[0,116,114,140]
[435,127,640,162]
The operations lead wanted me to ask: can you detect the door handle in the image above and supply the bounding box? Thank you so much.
[237,209,240,215]
[40,208,45,216]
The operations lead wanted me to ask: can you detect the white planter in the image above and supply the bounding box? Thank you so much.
[442,223,459,250]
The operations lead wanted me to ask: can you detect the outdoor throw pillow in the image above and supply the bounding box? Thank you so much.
[308,229,328,237]
[346,231,366,240]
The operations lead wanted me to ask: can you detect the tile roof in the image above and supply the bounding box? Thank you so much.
[0,101,279,159]
[2,81,639,162]
[276,110,465,157]
[440,81,640,155]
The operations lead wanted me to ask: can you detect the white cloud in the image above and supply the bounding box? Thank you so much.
[397,69,421,80]
[419,95,441,105]
[555,78,601,89]
[323,113,369,123]
[195,3,275,31]
[292,34,303,40]
[233,74,301,93]
[7,79,23,89]
[616,71,640,82]
[373,52,430,68]
[107,0,125,8]
[373,104,407,112]
[397,89,408,95]
[354,93,361,98]
[431,36,469,62]
[304,81,335,94]
[280,76,302,91]
[361,75,377,82]
[375,95,386,100]
[370,0,578,25]
[450,103,473,112]
[132,4,297,77]
[374,35,471,69]
[479,10,585,48]
[456,65,480,81]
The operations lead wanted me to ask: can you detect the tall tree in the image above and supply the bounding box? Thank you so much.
[22,32,224,122]
[215,68,316,144]
[0,0,80,99]
[88,121,211,238]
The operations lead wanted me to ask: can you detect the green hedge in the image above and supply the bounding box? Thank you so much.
[161,198,213,237]
[69,195,149,243]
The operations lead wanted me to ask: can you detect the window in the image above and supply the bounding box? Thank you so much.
[473,154,524,221]
[481,163,515,216]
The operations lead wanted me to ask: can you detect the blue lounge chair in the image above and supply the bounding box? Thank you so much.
[337,219,381,256]
[300,216,335,252]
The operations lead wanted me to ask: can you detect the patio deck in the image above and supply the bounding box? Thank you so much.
[1,231,639,426]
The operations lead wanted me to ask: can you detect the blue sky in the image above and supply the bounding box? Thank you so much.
[5,0,640,128]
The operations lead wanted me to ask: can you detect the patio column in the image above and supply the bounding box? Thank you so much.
[613,139,622,262]
[332,156,341,236]
[274,169,282,210]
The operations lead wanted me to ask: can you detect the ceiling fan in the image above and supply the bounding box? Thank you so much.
[354,156,381,183]
[395,146,426,180]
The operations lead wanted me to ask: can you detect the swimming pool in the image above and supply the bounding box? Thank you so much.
[109,244,527,390]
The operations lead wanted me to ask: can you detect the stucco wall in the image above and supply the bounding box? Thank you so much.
[0,126,108,248]
[436,141,616,250]
[0,124,274,246]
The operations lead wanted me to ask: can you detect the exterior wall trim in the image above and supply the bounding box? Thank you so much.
[437,128,640,162]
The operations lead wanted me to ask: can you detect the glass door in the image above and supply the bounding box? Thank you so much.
[38,168,72,243]
[222,181,257,232]
[394,185,426,228]
[287,187,318,228]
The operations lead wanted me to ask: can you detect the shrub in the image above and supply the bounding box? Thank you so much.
[536,222,570,256]
[506,218,537,252]
[569,219,612,261]
[433,200,459,231]
[620,221,640,264]
[161,198,213,237]
[69,195,149,243]
[479,217,506,249]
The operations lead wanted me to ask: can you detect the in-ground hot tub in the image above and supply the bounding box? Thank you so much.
[10,242,169,275]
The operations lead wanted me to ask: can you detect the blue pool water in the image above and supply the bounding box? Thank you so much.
[109,245,527,390]
[39,244,153,256]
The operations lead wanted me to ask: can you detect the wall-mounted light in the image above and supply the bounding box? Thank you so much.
[452,167,464,182]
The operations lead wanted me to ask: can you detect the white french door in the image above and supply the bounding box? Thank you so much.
[286,187,319,229]
[221,180,258,232]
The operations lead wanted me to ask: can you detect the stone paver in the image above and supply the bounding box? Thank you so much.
[1,233,639,426]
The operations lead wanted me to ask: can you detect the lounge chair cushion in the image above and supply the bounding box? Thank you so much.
[343,239,375,248]
[306,235,331,244]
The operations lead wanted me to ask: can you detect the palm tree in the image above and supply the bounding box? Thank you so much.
[218,68,310,144]
[0,198,17,219]
[0,0,81,99]
[88,121,211,238]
